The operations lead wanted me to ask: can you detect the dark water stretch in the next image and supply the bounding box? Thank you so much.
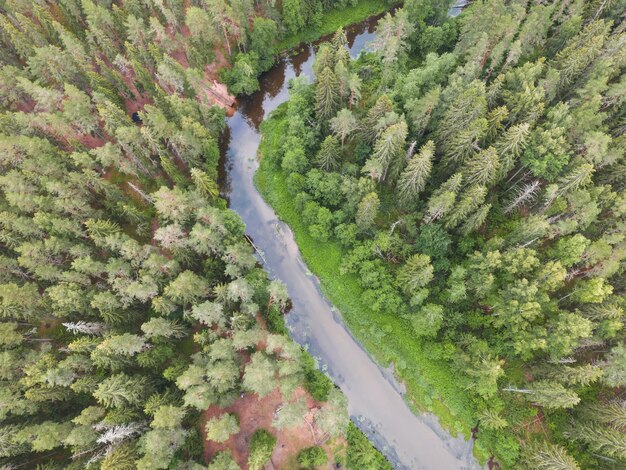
[220,15,480,470]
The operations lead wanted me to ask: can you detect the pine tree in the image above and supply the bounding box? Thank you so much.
[424,173,463,223]
[362,95,393,143]
[208,451,240,470]
[523,442,580,470]
[314,388,348,439]
[315,135,341,171]
[347,72,362,109]
[445,185,487,229]
[355,192,380,231]
[397,140,434,205]
[93,374,150,408]
[460,203,491,235]
[372,121,408,182]
[315,67,339,121]
[248,429,276,470]
[566,423,626,460]
[463,147,500,186]
[204,0,239,56]
[397,254,434,294]
[477,409,508,430]
[190,167,219,199]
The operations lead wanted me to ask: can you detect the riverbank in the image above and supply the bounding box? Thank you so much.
[255,107,489,465]
[276,0,400,53]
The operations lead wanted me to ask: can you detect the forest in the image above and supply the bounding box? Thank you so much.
[1,0,626,469]
[0,0,396,469]
[256,0,626,468]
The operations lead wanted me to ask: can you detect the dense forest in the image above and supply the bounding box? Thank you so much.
[0,0,396,469]
[257,0,626,468]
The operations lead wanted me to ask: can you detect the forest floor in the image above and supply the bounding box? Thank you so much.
[201,385,345,469]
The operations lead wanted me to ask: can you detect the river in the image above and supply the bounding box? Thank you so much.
[219,14,480,470]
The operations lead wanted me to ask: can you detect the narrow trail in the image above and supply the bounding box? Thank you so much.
[219,15,480,470]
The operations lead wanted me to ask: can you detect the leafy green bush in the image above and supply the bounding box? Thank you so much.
[301,352,333,401]
[266,303,288,335]
[346,422,392,470]
[247,429,277,470]
[297,446,328,469]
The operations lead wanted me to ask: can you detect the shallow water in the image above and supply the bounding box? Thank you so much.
[220,15,480,470]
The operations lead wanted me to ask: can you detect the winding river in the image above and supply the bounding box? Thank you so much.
[219,15,479,470]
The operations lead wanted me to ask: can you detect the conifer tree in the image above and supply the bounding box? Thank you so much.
[397,140,434,205]
[315,135,341,171]
[523,442,580,470]
[371,121,408,182]
[463,147,500,186]
[315,67,339,121]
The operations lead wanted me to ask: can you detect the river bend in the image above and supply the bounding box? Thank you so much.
[219,16,479,470]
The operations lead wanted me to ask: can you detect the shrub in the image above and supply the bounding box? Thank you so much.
[247,429,277,470]
[205,413,239,443]
[297,446,328,469]
[346,422,391,470]
[301,352,333,401]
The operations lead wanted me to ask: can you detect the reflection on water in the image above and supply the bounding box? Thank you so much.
[219,11,479,470]
[234,14,380,132]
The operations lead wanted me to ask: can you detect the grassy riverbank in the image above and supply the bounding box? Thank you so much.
[276,0,399,53]
[255,107,489,464]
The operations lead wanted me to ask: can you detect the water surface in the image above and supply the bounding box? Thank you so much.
[220,16,479,470]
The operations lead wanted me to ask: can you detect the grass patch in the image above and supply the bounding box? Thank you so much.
[276,0,399,53]
[255,108,490,464]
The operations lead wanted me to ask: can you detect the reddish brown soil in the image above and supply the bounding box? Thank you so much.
[515,409,547,437]
[202,46,236,113]
[15,99,35,113]
[202,386,339,469]
[206,47,230,81]
[124,92,152,115]
[77,133,108,149]
[171,47,190,68]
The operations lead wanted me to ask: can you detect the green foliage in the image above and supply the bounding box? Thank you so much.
[297,446,328,469]
[315,388,349,439]
[301,352,333,401]
[346,422,392,470]
[205,413,240,443]
[258,2,626,467]
[276,0,393,52]
[521,442,580,470]
[247,429,277,470]
[397,254,434,294]
[3,0,626,469]
[208,451,240,470]
[225,52,260,95]
[273,397,307,429]
[0,1,393,469]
